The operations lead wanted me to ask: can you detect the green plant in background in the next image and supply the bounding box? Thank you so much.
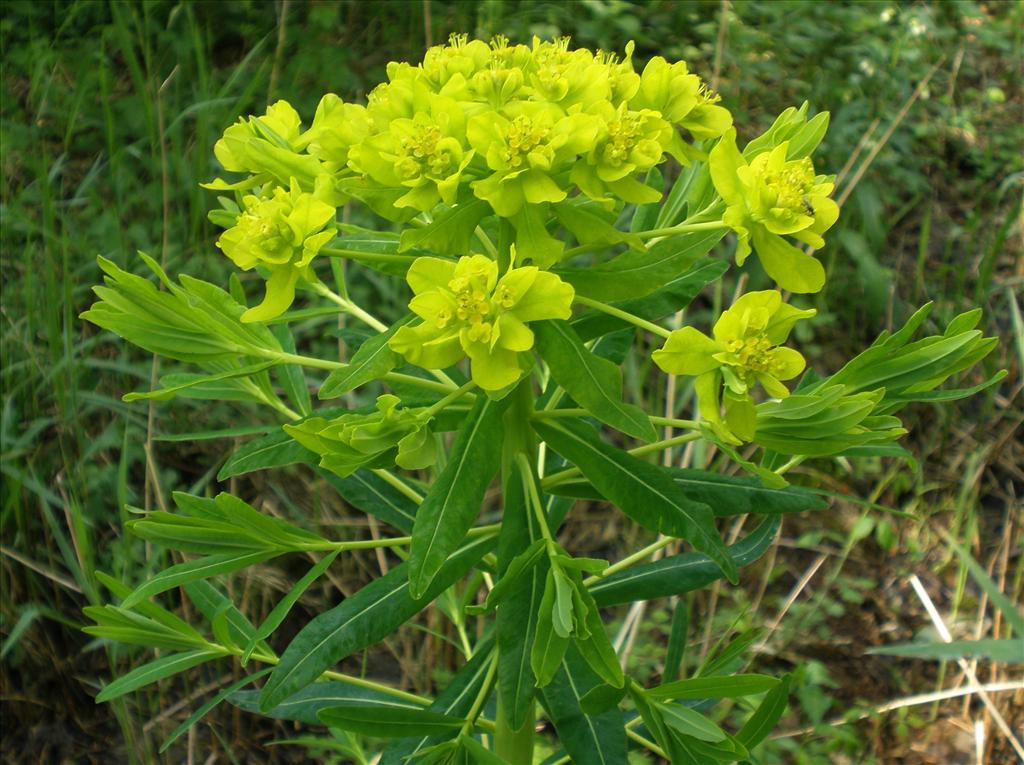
[75,33,1005,764]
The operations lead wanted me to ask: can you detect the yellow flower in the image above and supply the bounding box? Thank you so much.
[389,254,574,390]
[653,290,815,442]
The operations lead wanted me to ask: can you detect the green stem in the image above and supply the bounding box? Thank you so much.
[321,246,419,270]
[573,295,672,339]
[311,281,388,332]
[371,468,424,503]
[582,535,674,587]
[494,379,537,764]
[516,453,555,544]
[459,653,499,736]
[300,524,500,553]
[635,219,728,242]
[421,380,477,418]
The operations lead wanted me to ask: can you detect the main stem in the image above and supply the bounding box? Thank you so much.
[494,378,537,764]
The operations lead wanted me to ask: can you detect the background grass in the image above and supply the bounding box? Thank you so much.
[1,1,1021,763]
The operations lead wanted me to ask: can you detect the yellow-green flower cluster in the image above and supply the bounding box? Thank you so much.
[653,291,815,443]
[389,254,574,390]
[710,130,839,293]
[216,178,336,322]
[211,34,732,223]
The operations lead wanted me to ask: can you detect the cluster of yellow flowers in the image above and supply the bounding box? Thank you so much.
[205,35,846,435]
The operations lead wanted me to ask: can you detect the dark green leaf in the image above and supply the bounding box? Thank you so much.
[590,517,779,606]
[317,706,465,738]
[319,320,407,399]
[648,674,780,702]
[322,469,418,534]
[534,320,656,441]
[408,396,506,599]
[233,679,422,725]
[160,668,272,752]
[736,674,791,748]
[95,649,223,703]
[218,428,317,480]
[399,199,489,256]
[260,534,495,711]
[540,646,628,765]
[555,229,724,302]
[534,419,736,583]
[122,550,282,608]
[868,638,1024,662]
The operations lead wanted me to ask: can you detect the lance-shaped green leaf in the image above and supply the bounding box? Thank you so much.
[658,702,728,742]
[540,646,628,765]
[534,419,736,583]
[242,550,341,663]
[399,198,490,256]
[868,638,1024,662]
[272,324,312,415]
[318,706,465,738]
[572,259,728,341]
[554,229,724,302]
[590,516,778,606]
[467,539,546,615]
[122,361,278,401]
[534,320,656,441]
[322,469,418,534]
[648,674,780,702]
[233,678,423,725]
[160,668,272,753]
[408,396,506,599]
[260,534,495,711]
[550,467,825,518]
[121,550,283,608]
[319,319,408,399]
[736,674,791,749]
[217,426,317,479]
[83,605,208,652]
[184,580,268,654]
[95,649,224,703]
[325,225,421,276]
[380,638,496,765]
[553,198,643,251]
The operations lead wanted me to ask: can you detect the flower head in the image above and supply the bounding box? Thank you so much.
[389,254,574,390]
[653,290,815,442]
[710,129,838,293]
[216,178,336,322]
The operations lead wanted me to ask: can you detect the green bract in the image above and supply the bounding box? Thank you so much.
[389,254,574,391]
[710,129,838,293]
[216,179,337,322]
[285,395,436,476]
[653,291,814,443]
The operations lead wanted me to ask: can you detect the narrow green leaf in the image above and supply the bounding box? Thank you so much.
[95,649,223,703]
[260,534,495,711]
[868,638,1024,662]
[555,229,725,301]
[736,674,791,748]
[648,674,780,701]
[540,646,628,765]
[233,679,422,724]
[317,706,465,738]
[658,702,727,742]
[534,320,656,441]
[700,629,762,678]
[534,419,736,583]
[319,320,406,399]
[122,550,281,608]
[322,469,418,534]
[159,668,272,753]
[590,517,779,607]
[467,539,546,615]
[531,569,570,688]
[408,396,506,599]
[183,581,269,656]
[122,361,278,401]
[217,428,317,480]
[572,259,728,341]
[399,199,489,256]
[242,550,341,664]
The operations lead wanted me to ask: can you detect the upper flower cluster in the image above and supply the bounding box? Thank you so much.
[211,35,732,222]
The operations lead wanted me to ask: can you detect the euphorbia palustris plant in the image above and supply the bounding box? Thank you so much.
[82,34,1002,764]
